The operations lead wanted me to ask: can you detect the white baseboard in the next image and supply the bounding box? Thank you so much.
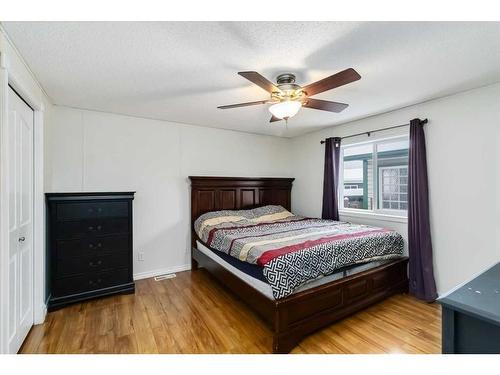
[133,264,191,281]
[33,303,47,325]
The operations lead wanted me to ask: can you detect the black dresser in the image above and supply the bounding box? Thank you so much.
[46,192,135,311]
[438,262,500,353]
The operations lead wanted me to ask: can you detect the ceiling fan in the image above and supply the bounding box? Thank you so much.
[217,68,361,123]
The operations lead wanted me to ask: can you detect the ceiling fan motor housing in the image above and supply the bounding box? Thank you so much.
[276,73,296,84]
[274,73,304,102]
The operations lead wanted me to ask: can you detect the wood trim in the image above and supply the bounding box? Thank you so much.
[0,53,10,354]
[33,106,45,325]
[189,176,409,353]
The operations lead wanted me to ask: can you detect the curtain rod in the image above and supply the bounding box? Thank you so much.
[320,118,428,144]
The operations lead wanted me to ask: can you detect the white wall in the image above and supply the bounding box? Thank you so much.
[290,83,500,295]
[45,106,292,278]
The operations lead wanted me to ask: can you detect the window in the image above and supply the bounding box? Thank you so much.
[340,135,409,216]
[379,166,408,211]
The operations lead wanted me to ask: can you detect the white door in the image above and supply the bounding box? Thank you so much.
[7,87,34,353]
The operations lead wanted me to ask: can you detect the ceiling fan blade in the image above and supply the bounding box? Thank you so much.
[303,98,349,113]
[270,115,282,123]
[303,68,361,97]
[218,100,269,109]
[238,71,281,93]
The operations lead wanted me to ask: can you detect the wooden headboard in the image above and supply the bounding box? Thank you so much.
[189,176,294,223]
[189,176,294,262]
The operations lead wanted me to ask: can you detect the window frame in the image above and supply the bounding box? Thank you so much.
[339,134,409,219]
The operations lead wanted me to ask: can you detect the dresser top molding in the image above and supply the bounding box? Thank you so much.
[45,192,135,201]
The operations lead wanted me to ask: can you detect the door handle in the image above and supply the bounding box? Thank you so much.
[18,236,26,242]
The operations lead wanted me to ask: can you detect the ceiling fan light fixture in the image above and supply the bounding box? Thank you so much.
[268,100,302,120]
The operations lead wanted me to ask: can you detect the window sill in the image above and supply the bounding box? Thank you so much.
[338,209,408,224]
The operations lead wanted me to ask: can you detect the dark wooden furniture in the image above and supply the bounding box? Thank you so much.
[46,192,135,311]
[439,262,500,354]
[189,176,409,353]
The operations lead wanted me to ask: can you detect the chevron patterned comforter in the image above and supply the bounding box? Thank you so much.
[195,205,404,299]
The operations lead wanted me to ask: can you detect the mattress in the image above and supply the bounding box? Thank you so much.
[196,240,396,300]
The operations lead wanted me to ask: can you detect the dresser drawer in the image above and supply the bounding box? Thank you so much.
[51,269,131,297]
[54,218,130,239]
[55,253,130,278]
[56,201,129,221]
[55,234,129,259]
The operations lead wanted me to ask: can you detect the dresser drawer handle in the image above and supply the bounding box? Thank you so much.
[97,207,103,213]
[87,208,94,213]
[97,225,102,231]
[89,260,103,267]
[88,278,102,286]
[88,226,94,231]
[89,242,103,249]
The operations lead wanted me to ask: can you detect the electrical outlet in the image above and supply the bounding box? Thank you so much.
[138,251,145,261]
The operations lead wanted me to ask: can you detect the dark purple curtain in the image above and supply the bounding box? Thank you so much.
[408,118,437,302]
[322,137,341,221]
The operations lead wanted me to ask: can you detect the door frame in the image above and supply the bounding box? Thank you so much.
[0,50,45,353]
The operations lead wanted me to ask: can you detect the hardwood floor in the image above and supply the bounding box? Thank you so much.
[20,269,441,354]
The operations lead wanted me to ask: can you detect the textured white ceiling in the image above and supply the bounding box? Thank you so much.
[3,21,500,137]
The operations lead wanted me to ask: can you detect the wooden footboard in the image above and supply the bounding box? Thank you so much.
[193,246,408,353]
[272,257,409,353]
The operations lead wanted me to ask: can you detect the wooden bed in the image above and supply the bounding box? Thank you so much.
[189,176,409,353]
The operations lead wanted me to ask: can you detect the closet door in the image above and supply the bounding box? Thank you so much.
[7,87,34,353]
